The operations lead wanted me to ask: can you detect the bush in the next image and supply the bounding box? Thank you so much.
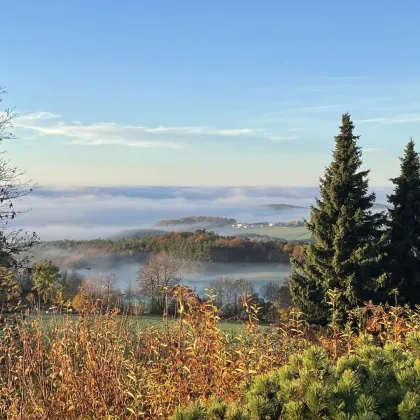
[174,336,420,419]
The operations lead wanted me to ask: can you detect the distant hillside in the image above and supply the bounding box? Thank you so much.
[260,204,306,211]
[263,202,389,211]
[110,228,167,240]
[155,216,236,228]
[372,202,390,209]
[34,231,302,268]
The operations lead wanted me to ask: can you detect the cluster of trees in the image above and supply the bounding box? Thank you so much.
[136,251,291,321]
[209,276,291,321]
[0,259,143,316]
[0,260,84,314]
[2,249,290,323]
[37,232,303,267]
[290,113,420,323]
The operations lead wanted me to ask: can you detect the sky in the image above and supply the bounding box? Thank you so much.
[1,0,420,189]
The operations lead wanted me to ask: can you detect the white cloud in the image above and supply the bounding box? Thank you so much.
[20,112,61,120]
[65,139,186,149]
[13,112,294,148]
[358,114,420,125]
[363,148,379,153]
[357,118,388,124]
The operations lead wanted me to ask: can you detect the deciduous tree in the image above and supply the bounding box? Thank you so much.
[0,266,21,312]
[138,251,182,314]
[0,87,38,269]
[32,260,60,308]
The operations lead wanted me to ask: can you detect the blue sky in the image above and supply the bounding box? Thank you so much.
[2,0,420,187]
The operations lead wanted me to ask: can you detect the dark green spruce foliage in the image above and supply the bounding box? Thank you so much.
[386,139,420,305]
[289,114,386,321]
[173,335,420,419]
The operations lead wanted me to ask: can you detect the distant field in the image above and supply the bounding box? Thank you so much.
[237,226,311,240]
[26,313,270,334]
[134,315,270,333]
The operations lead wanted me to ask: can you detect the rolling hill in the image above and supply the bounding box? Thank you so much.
[260,203,306,211]
[109,228,167,240]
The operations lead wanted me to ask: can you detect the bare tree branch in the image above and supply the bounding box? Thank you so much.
[0,87,39,269]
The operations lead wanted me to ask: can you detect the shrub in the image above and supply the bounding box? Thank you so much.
[175,340,420,419]
[2,289,420,419]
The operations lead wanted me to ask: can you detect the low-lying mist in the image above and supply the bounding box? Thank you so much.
[31,243,291,296]
[73,260,291,297]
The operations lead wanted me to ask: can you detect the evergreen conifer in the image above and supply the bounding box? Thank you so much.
[289,113,386,321]
[386,139,420,305]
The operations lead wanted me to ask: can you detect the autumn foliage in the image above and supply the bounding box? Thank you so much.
[1,287,420,419]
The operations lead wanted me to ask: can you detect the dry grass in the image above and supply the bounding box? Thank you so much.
[1,289,420,419]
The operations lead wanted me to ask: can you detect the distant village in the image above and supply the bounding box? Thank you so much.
[231,220,304,229]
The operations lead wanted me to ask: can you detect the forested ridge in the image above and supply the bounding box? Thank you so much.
[35,231,303,267]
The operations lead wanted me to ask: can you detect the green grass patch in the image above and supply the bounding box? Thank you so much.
[21,313,270,335]
[239,225,311,240]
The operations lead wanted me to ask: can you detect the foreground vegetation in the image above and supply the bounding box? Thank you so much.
[2,289,420,419]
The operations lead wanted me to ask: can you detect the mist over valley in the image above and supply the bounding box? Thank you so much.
[14,185,392,241]
[21,185,391,294]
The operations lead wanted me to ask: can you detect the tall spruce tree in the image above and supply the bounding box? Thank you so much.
[386,139,420,305]
[289,113,387,322]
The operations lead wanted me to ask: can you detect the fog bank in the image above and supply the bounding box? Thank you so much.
[11,186,393,241]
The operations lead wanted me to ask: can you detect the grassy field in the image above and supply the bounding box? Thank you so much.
[238,225,311,240]
[25,313,270,334]
[135,314,270,333]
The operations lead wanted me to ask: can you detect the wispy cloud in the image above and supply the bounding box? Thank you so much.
[358,114,420,125]
[255,104,349,123]
[363,148,380,153]
[262,104,348,117]
[21,112,61,120]
[322,76,367,81]
[357,118,388,124]
[14,112,295,148]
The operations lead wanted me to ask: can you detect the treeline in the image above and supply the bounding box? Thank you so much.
[0,256,291,326]
[36,231,303,267]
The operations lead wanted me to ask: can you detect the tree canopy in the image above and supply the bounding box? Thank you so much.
[289,113,387,322]
[385,139,420,305]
